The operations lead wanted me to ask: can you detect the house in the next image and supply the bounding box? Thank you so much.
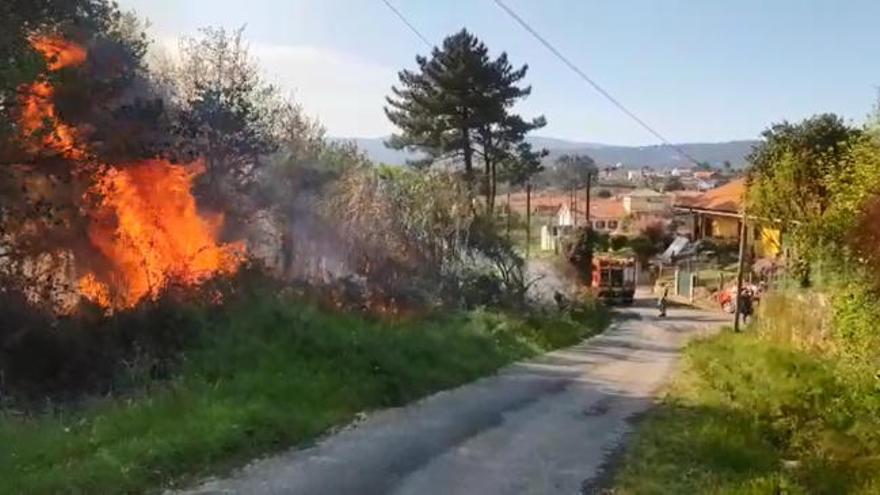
[539,196,640,251]
[673,178,781,258]
[696,179,718,191]
[552,200,627,232]
[622,189,671,215]
[555,203,576,227]
[693,170,717,180]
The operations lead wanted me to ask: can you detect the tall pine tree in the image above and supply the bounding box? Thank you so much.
[385,29,545,214]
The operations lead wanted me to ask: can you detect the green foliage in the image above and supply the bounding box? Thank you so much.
[746,114,862,280]
[384,29,546,211]
[168,26,291,218]
[748,114,859,222]
[551,153,597,189]
[0,289,609,494]
[829,281,880,375]
[610,234,629,251]
[614,332,880,494]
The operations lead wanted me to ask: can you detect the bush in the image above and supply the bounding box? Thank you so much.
[0,264,280,405]
[0,289,203,404]
[610,234,628,251]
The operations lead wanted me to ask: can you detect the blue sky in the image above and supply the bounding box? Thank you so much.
[118,0,880,145]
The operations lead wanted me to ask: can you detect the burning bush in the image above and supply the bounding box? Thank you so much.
[2,27,246,311]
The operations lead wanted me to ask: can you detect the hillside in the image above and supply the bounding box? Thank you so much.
[334,136,759,168]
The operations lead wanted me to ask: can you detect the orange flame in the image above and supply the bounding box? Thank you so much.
[20,36,87,159]
[80,160,244,307]
[21,36,245,309]
[30,36,87,71]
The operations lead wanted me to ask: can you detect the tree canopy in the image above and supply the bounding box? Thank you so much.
[553,153,597,189]
[385,29,546,213]
[746,113,874,284]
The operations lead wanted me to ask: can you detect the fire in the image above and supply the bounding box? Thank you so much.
[20,36,87,159]
[81,160,244,307]
[30,36,87,71]
[20,35,245,309]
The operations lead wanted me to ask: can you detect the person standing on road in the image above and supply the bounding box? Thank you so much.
[739,287,754,324]
[658,284,669,318]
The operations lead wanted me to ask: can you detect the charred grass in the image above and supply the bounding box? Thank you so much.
[0,288,609,494]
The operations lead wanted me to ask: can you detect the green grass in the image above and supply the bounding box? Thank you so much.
[0,293,609,494]
[612,331,880,494]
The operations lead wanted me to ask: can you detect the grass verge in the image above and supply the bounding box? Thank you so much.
[611,331,880,494]
[0,292,608,494]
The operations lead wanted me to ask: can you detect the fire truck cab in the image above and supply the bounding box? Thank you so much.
[590,254,636,305]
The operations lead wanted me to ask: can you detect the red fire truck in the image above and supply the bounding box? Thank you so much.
[590,254,637,305]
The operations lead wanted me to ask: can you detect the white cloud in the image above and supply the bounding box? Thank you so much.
[149,35,396,137]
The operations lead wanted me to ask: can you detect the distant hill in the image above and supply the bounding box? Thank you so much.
[333,136,759,169]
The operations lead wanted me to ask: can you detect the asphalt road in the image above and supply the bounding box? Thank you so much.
[181,293,727,495]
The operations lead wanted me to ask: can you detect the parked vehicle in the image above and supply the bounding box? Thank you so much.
[590,254,636,305]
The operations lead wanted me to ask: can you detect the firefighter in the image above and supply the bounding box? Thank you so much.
[658,284,669,318]
[739,287,754,324]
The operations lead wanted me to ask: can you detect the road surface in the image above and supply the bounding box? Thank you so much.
[181,293,727,495]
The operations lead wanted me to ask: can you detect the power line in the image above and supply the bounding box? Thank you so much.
[379,0,432,49]
[492,0,700,165]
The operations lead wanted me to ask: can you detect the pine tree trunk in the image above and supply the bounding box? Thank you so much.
[489,160,497,215]
[462,127,475,194]
[484,158,494,215]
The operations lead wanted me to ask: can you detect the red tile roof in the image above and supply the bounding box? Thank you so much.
[675,178,745,213]
[565,199,626,219]
[506,190,627,219]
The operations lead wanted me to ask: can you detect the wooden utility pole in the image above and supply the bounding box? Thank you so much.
[733,214,748,332]
[585,172,592,229]
[525,182,532,259]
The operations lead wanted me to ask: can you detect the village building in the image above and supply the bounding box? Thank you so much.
[673,178,781,258]
[692,170,717,181]
[540,199,627,251]
[622,189,671,215]
[670,166,695,177]
[553,199,626,232]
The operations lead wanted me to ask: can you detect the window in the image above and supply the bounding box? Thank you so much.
[595,220,606,229]
[608,220,618,230]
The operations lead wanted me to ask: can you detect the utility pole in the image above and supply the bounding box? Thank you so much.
[585,172,592,229]
[525,182,532,259]
[733,214,748,332]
